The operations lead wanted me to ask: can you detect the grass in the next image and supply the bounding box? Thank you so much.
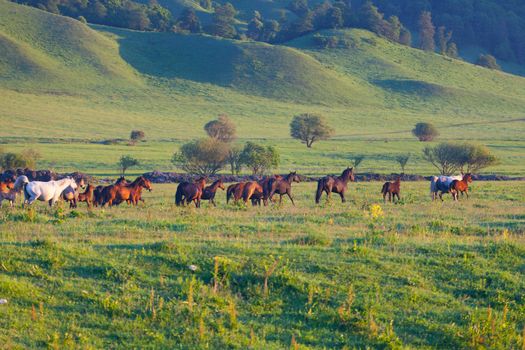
[0,181,524,348]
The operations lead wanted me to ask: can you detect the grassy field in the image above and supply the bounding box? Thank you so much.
[0,181,524,349]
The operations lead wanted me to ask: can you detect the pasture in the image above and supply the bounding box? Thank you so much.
[1,181,524,349]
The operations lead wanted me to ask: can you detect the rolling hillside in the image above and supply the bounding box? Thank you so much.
[0,0,524,175]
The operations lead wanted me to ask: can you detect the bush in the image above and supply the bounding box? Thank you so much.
[204,114,236,143]
[412,122,439,141]
[239,142,280,175]
[290,113,334,148]
[130,130,145,144]
[0,152,28,170]
[172,138,229,175]
[476,54,501,70]
[118,155,140,175]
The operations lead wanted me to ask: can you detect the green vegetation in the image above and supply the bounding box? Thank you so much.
[0,182,524,348]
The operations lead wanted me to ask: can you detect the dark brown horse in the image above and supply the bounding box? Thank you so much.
[381,176,401,203]
[94,177,128,207]
[449,173,473,201]
[315,167,355,204]
[201,179,225,206]
[175,177,207,207]
[268,171,301,206]
[78,184,95,208]
[101,176,152,207]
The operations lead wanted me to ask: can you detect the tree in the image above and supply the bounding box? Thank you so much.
[207,3,237,39]
[288,0,309,17]
[418,11,435,51]
[204,114,236,143]
[446,42,459,58]
[395,154,410,173]
[423,143,498,175]
[199,0,211,10]
[399,27,412,46]
[412,122,439,142]
[20,149,42,169]
[290,114,334,148]
[351,155,365,169]
[176,8,201,33]
[118,155,140,175]
[0,153,27,170]
[226,145,243,175]
[130,130,145,144]
[247,11,264,40]
[172,138,229,175]
[437,26,452,55]
[387,15,402,42]
[239,142,280,175]
[261,20,280,42]
[325,6,344,29]
[359,1,389,38]
[476,54,501,70]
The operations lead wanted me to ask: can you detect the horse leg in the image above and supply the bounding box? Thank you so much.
[388,192,392,203]
[465,190,469,199]
[287,191,295,206]
[439,192,443,201]
[339,191,346,203]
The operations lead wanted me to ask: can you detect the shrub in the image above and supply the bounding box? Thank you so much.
[412,122,439,141]
[172,138,229,175]
[239,142,279,175]
[204,114,236,143]
[476,54,501,70]
[395,154,410,173]
[118,155,140,175]
[130,130,145,144]
[423,142,498,175]
[0,152,27,170]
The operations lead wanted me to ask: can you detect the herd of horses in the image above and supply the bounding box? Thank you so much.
[0,167,474,209]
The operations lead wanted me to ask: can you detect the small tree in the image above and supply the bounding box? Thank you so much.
[423,142,498,175]
[172,138,229,175]
[239,142,280,175]
[130,130,145,144]
[418,11,435,52]
[204,114,236,143]
[290,113,334,148]
[396,154,410,173]
[118,155,140,176]
[476,54,501,70]
[21,149,42,169]
[412,122,439,142]
[456,143,499,173]
[351,155,365,169]
[226,145,243,175]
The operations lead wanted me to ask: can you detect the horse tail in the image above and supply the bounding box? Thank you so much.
[381,182,388,194]
[175,184,184,206]
[226,187,233,204]
[315,179,323,204]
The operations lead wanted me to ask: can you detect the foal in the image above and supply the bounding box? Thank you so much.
[201,179,225,206]
[381,176,401,203]
[449,174,473,201]
[78,184,95,208]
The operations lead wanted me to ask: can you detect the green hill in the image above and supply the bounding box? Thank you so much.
[0,0,524,175]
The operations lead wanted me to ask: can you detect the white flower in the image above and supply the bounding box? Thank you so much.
[188,265,198,272]
[0,299,7,305]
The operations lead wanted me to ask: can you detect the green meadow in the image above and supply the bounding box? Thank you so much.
[1,182,524,349]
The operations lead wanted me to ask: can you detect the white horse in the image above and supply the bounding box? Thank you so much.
[430,175,462,200]
[15,176,78,206]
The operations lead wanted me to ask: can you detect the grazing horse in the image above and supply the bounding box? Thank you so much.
[430,175,462,200]
[78,184,95,208]
[201,179,225,206]
[449,174,473,201]
[381,176,401,203]
[226,182,246,204]
[101,176,152,207]
[175,177,206,207]
[19,176,78,206]
[242,181,264,204]
[268,171,301,206]
[315,167,355,204]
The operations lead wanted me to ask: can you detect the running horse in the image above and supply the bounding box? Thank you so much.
[175,177,207,207]
[449,173,473,201]
[100,176,152,207]
[16,175,78,206]
[315,167,355,204]
[431,175,462,201]
[268,171,301,206]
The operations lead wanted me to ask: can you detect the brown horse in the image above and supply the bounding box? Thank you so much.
[94,177,128,207]
[78,184,95,208]
[101,176,152,207]
[62,185,79,208]
[268,171,301,206]
[242,181,264,205]
[315,167,355,204]
[449,173,473,201]
[201,179,225,206]
[381,176,401,203]
[175,177,207,207]
[226,182,246,204]
[0,179,18,207]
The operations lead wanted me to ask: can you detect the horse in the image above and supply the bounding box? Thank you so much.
[94,177,128,207]
[449,174,473,201]
[175,177,206,207]
[78,184,95,208]
[0,178,19,207]
[201,179,225,206]
[226,182,246,204]
[268,171,301,206]
[62,185,79,208]
[315,167,355,204]
[381,176,401,203]
[127,177,153,206]
[242,181,264,205]
[18,176,78,206]
[100,176,152,207]
[430,175,462,200]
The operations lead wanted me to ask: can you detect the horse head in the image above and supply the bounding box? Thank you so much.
[141,177,153,191]
[14,175,29,191]
[290,171,301,183]
[68,177,78,190]
[343,167,355,182]
[216,179,225,190]
[464,173,473,183]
